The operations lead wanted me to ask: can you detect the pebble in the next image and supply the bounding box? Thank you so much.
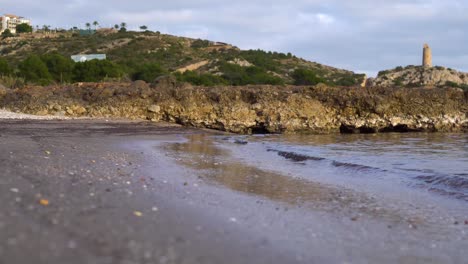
[134,211,143,217]
[10,188,19,193]
[39,199,49,206]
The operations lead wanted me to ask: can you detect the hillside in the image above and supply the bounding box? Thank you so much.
[0,30,365,87]
[369,65,468,89]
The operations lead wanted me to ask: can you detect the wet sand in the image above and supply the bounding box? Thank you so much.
[0,120,467,264]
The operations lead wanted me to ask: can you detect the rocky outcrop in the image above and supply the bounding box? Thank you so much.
[0,79,467,134]
[371,66,468,88]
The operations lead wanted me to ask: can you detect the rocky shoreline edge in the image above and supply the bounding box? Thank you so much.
[1,78,467,134]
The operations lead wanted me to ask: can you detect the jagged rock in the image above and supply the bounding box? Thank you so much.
[0,84,7,98]
[1,82,467,134]
[75,106,87,115]
[147,105,161,113]
[371,66,468,88]
[153,75,177,89]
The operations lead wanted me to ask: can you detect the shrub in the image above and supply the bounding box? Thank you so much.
[219,63,284,85]
[175,71,228,86]
[41,53,75,83]
[132,63,168,82]
[16,23,33,34]
[377,70,390,77]
[445,81,459,88]
[0,58,13,76]
[73,60,124,82]
[1,29,14,39]
[191,39,210,48]
[18,55,53,85]
[291,68,326,85]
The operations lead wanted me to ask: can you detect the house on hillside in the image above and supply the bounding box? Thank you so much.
[71,54,107,63]
[0,14,31,34]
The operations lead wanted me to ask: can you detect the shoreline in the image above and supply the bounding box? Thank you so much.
[0,119,466,263]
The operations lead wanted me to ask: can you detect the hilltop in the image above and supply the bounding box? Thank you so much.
[0,30,365,87]
[369,65,468,89]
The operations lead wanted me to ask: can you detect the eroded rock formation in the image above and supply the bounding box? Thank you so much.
[1,79,467,134]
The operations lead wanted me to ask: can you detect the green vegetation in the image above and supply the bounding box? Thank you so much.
[73,60,123,82]
[0,58,14,76]
[175,71,228,86]
[190,39,210,48]
[1,29,14,39]
[292,69,326,85]
[445,81,468,91]
[132,63,168,83]
[0,29,365,87]
[1,53,124,86]
[18,55,53,85]
[16,23,33,34]
[219,63,284,85]
[41,53,75,83]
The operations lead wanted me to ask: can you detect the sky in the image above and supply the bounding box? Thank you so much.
[2,0,468,76]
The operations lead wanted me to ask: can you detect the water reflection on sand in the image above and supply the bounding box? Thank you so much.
[167,134,413,224]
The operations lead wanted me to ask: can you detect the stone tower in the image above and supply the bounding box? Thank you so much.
[422,43,432,67]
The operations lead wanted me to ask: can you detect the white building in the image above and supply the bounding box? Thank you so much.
[0,14,31,34]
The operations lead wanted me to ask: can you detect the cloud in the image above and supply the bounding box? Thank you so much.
[1,0,467,75]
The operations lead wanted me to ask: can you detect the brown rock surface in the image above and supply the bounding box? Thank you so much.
[0,81,467,134]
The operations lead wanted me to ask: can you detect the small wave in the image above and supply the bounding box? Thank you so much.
[331,161,381,172]
[267,149,325,162]
[415,174,468,191]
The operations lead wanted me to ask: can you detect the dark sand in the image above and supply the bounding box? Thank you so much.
[0,120,466,264]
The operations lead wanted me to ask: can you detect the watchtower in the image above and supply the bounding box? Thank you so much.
[422,44,432,67]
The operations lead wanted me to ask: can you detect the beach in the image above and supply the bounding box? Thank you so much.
[0,119,467,263]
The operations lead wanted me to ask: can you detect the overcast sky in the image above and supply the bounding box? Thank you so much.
[3,1,468,76]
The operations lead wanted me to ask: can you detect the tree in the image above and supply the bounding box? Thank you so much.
[291,69,326,85]
[16,23,33,34]
[132,63,168,82]
[114,24,119,30]
[1,29,14,39]
[85,22,91,31]
[118,22,127,33]
[41,53,75,83]
[73,60,123,82]
[0,58,13,76]
[18,55,53,85]
[93,21,99,29]
[139,25,148,31]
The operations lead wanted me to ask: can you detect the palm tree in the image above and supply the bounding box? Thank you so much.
[85,22,91,31]
[140,25,148,31]
[120,22,127,29]
[93,21,99,30]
